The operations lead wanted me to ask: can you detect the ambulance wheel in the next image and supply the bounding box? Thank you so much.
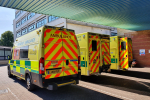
[26,74,35,91]
[8,66,13,78]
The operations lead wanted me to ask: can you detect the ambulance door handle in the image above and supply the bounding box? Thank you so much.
[126,55,127,57]
[83,57,84,60]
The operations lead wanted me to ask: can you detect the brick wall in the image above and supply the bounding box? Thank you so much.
[124,30,150,67]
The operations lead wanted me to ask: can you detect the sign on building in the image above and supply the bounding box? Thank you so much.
[139,49,145,56]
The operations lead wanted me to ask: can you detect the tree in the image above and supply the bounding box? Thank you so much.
[0,31,14,47]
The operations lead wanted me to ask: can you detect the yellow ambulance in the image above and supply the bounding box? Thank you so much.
[8,26,80,90]
[110,36,133,70]
[76,32,111,76]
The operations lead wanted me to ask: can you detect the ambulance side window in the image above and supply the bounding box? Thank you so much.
[92,40,97,51]
[121,42,126,50]
[20,46,29,59]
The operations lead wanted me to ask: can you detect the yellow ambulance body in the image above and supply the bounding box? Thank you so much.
[110,36,133,70]
[8,26,80,90]
[76,32,111,76]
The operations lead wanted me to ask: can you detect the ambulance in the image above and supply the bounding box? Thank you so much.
[8,26,80,90]
[110,36,133,70]
[76,32,111,76]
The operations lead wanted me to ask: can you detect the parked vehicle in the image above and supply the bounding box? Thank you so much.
[8,26,80,90]
[76,32,111,76]
[110,36,133,70]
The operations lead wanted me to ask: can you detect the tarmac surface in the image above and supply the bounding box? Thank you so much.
[0,65,150,100]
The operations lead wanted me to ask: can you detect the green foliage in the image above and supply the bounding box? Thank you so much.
[0,31,14,47]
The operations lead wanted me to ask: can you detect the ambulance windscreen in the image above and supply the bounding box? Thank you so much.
[92,40,97,51]
[121,42,126,50]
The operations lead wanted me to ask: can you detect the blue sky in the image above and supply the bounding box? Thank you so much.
[0,7,15,37]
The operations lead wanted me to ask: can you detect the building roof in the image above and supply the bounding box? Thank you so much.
[0,0,150,31]
[0,46,12,49]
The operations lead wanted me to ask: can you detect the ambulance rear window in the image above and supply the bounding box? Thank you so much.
[92,40,97,51]
[121,42,126,50]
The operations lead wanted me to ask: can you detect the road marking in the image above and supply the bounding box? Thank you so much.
[0,89,8,95]
[79,84,133,100]
[7,88,19,100]
[136,81,150,89]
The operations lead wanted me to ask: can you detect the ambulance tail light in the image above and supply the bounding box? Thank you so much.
[78,56,81,70]
[39,57,44,74]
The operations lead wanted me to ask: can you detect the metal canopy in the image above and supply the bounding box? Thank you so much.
[0,0,150,31]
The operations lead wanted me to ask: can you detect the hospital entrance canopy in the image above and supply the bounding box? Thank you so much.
[0,0,150,31]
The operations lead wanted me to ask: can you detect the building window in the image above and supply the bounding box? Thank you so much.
[28,24,35,32]
[48,16,59,22]
[36,18,47,28]
[16,21,21,28]
[22,28,28,35]
[21,16,27,24]
[15,10,23,18]
[27,13,35,20]
[16,31,21,38]
[111,33,117,36]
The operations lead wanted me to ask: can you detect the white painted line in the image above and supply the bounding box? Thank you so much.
[79,84,133,100]
[136,81,150,89]
[7,88,19,100]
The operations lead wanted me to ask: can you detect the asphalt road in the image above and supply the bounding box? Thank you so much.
[0,65,150,100]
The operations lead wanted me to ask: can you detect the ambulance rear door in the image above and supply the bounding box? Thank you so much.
[89,34,100,74]
[119,37,129,70]
[62,30,78,76]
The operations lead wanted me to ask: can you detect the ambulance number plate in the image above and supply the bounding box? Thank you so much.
[47,69,61,74]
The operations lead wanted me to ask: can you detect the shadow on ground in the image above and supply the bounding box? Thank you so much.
[81,75,150,97]
[111,69,150,79]
[0,64,8,67]
[11,76,121,100]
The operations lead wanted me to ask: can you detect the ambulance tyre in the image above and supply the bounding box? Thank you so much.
[26,74,35,91]
[8,65,13,78]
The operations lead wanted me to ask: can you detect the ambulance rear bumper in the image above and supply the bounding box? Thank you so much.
[32,73,80,90]
[47,79,77,90]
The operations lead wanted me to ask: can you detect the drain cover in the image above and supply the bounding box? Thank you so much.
[0,89,8,95]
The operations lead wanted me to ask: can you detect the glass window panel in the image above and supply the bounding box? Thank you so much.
[22,28,27,35]
[20,46,29,58]
[92,40,97,51]
[44,19,47,24]
[27,13,35,20]
[22,17,27,24]
[0,49,4,56]
[28,24,35,32]
[5,50,11,56]
[49,16,52,22]
[56,17,59,19]
[52,16,56,21]
[16,32,21,37]
[36,23,38,28]
[121,42,126,50]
